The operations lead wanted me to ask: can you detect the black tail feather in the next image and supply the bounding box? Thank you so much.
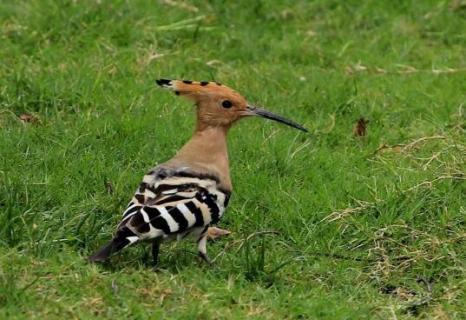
[88,237,130,262]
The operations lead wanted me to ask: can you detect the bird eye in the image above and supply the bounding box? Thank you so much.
[222,100,233,108]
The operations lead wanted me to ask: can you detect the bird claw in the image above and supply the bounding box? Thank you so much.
[207,227,231,240]
[198,252,212,265]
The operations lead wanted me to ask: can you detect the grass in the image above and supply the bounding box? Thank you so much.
[0,0,465,318]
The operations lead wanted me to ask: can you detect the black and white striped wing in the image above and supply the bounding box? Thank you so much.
[117,167,230,242]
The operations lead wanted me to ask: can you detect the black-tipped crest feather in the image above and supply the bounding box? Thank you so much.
[155,79,172,87]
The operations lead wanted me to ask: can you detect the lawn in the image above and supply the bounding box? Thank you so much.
[0,0,465,319]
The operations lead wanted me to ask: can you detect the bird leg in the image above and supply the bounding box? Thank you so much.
[197,234,211,264]
[151,238,162,267]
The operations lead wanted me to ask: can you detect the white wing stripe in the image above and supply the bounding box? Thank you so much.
[158,206,179,233]
[140,208,150,223]
[122,203,137,216]
[177,203,196,227]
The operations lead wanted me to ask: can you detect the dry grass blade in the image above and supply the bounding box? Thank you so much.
[373,135,446,155]
[346,63,466,75]
[322,174,464,222]
[155,15,214,32]
[212,231,280,262]
[404,174,465,192]
[160,0,199,12]
[321,200,376,222]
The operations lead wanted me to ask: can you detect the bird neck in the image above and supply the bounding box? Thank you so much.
[171,125,232,190]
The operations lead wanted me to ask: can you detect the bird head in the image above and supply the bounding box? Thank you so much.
[156,79,307,132]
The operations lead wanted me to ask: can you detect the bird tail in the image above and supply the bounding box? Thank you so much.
[88,237,131,262]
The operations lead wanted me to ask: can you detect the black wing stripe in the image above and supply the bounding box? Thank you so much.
[144,167,230,192]
[173,171,220,183]
[143,206,161,220]
[123,204,140,219]
[167,206,189,232]
[130,212,145,228]
[155,195,191,205]
[223,194,230,208]
[185,201,204,227]
[197,192,220,224]
[136,221,150,233]
[115,225,137,240]
[150,216,171,234]
[134,194,145,203]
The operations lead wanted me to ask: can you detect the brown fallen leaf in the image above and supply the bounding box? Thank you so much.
[207,227,231,240]
[353,117,369,137]
[19,113,38,123]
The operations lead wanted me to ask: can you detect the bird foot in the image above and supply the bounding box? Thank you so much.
[207,227,231,240]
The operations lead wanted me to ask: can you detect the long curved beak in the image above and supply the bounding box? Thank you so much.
[244,105,308,132]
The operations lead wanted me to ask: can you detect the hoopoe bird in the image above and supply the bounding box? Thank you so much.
[89,79,307,266]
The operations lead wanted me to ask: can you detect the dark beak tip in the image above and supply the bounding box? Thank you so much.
[249,106,308,133]
[294,126,308,133]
